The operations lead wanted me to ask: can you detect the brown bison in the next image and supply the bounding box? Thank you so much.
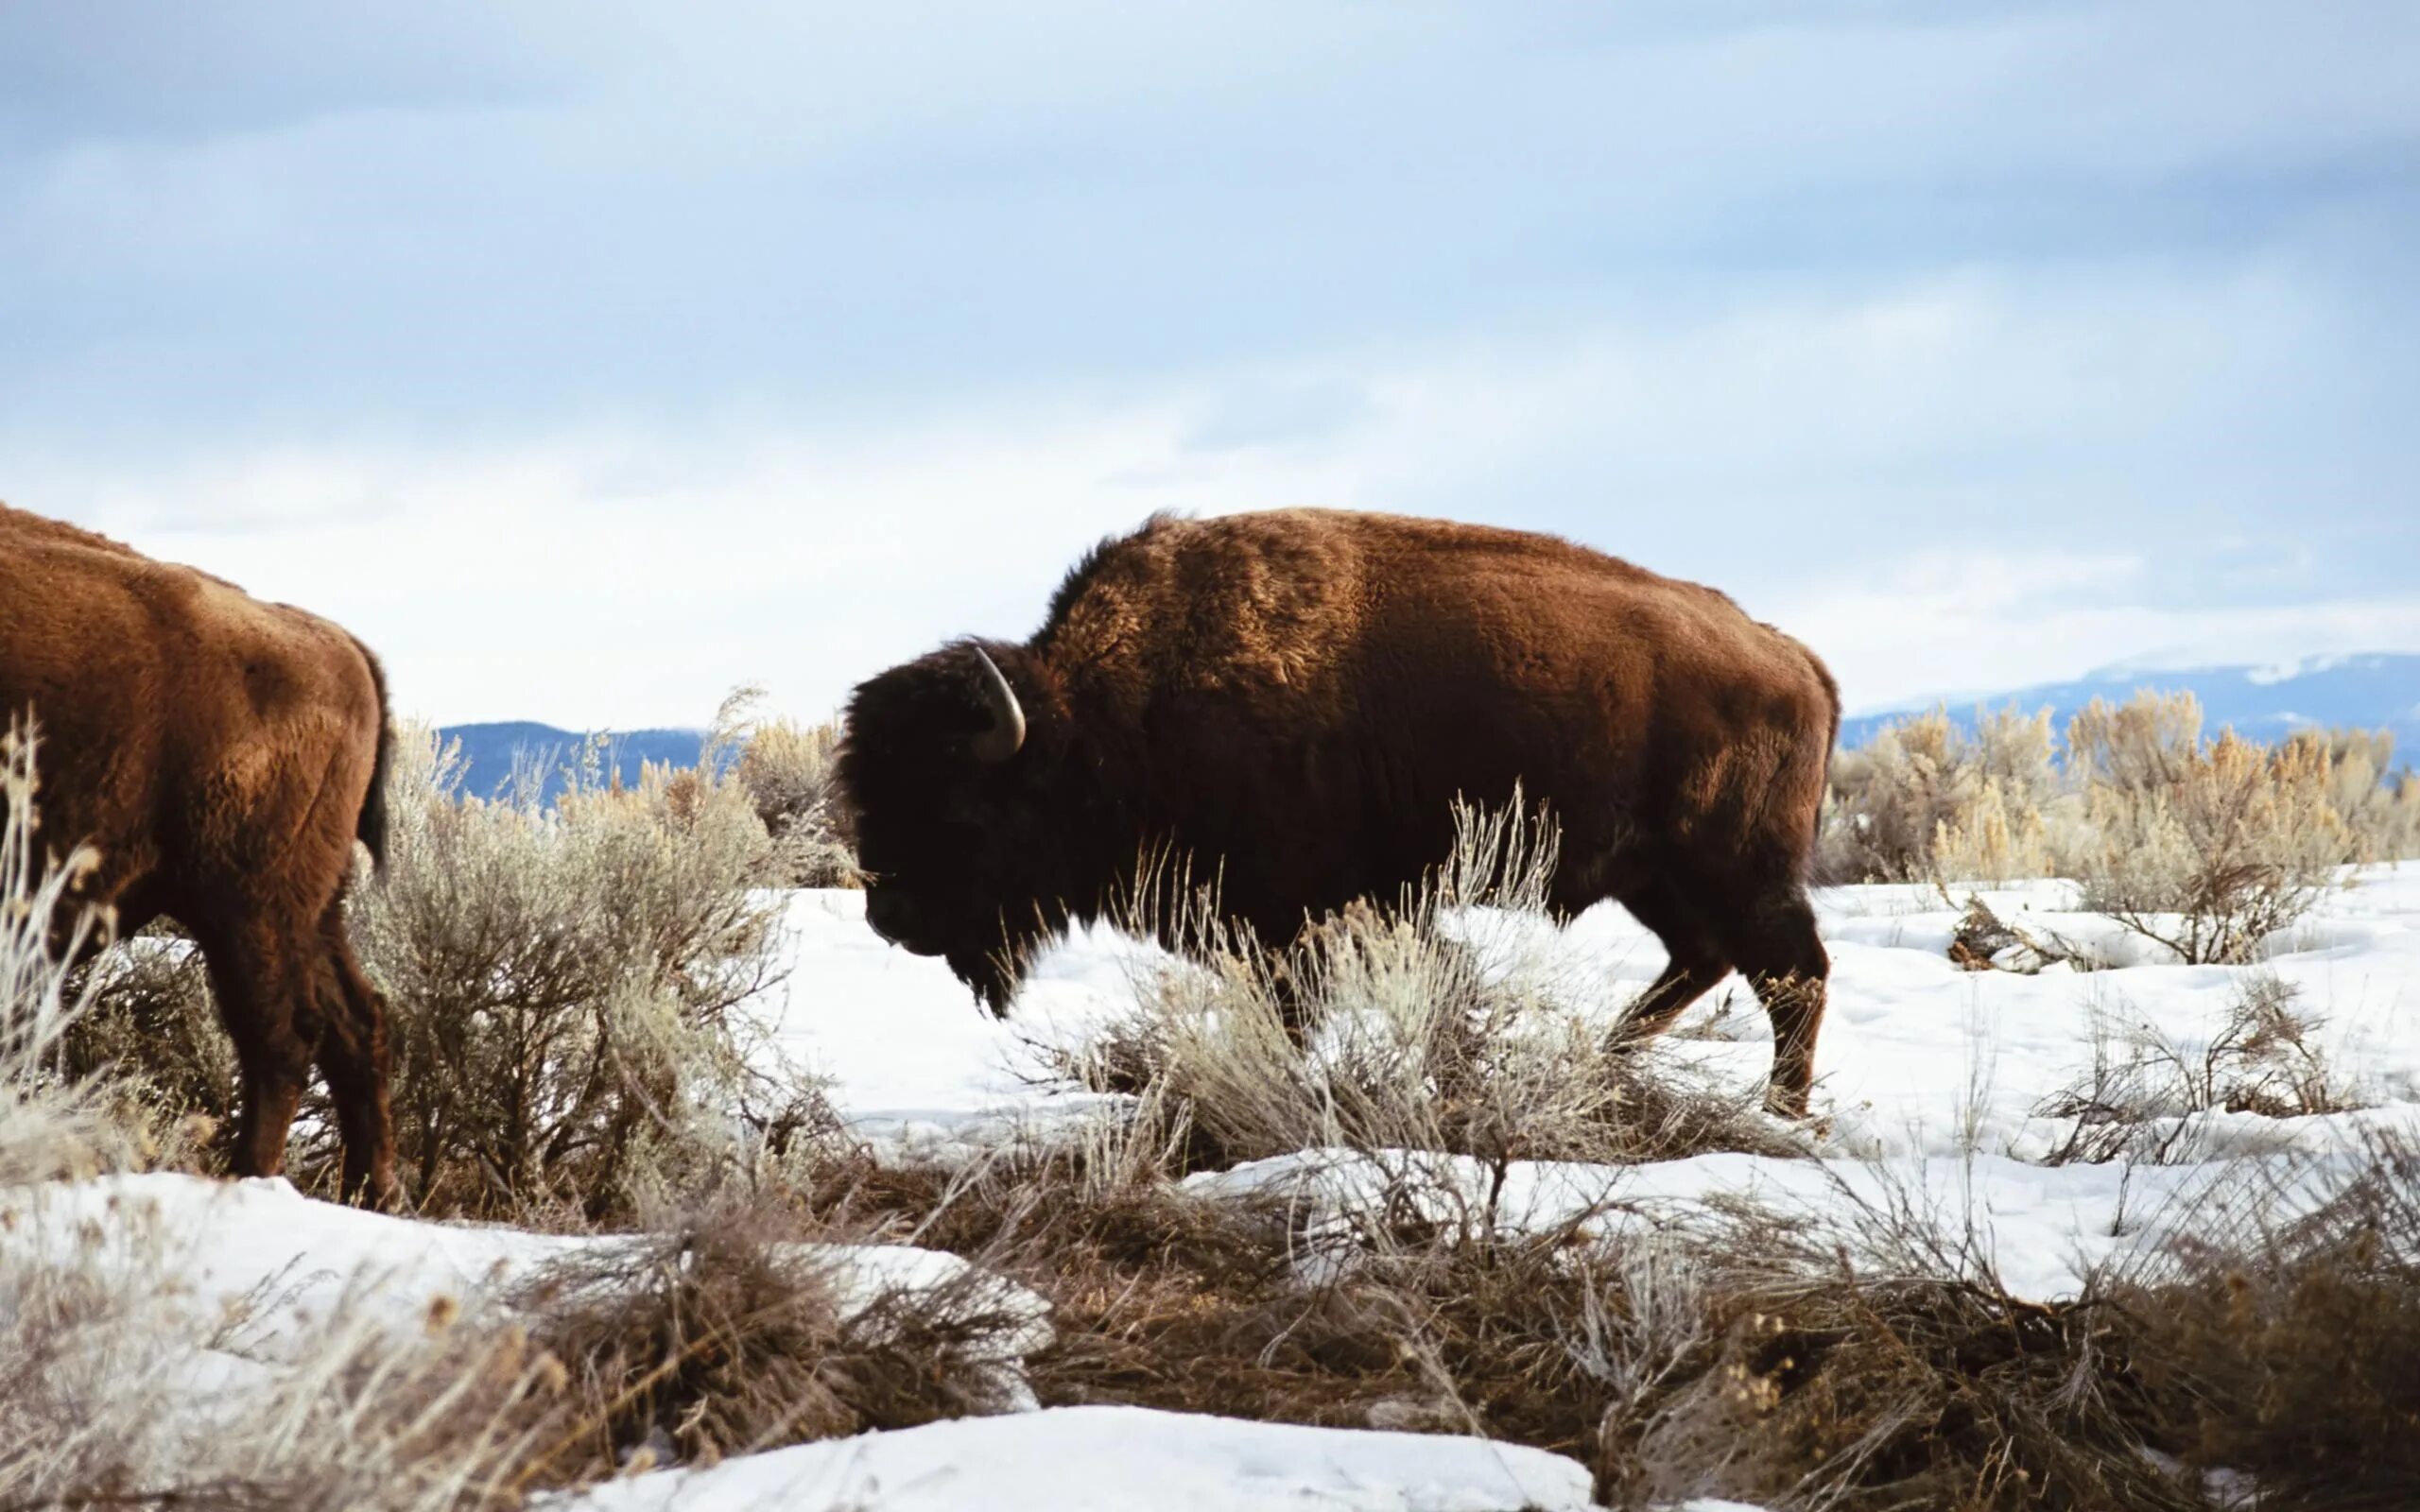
[1,503,397,1204]
[838,508,1841,1116]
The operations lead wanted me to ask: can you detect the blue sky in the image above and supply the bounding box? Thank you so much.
[6,1,2417,725]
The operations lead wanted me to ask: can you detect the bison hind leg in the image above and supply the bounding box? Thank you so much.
[314,899,397,1209]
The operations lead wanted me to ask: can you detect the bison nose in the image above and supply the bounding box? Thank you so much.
[864,889,938,954]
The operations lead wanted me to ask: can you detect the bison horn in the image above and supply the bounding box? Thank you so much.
[969,646,1027,763]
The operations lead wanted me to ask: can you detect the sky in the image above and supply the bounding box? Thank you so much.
[5,1,2417,727]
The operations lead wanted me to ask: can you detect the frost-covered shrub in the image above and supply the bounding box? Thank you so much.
[2070,715,2355,965]
[353,720,808,1221]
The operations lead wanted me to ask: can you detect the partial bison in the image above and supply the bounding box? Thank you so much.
[1,503,397,1204]
[838,508,1841,1116]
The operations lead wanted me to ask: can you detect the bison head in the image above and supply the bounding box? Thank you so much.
[835,641,1069,1011]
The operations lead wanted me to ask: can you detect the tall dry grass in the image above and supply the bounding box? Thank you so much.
[1061,793,1798,1176]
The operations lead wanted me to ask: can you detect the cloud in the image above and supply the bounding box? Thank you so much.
[19,262,2417,726]
[5,3,2415,725]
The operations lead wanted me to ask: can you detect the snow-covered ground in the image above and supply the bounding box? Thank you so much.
[764,871,2420,1297]
[554,1404,1602,1512]
[12,867,2419,1508]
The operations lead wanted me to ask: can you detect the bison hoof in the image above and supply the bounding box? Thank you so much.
[1761,1086,1811,1120]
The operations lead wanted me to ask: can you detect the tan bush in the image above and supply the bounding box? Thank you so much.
[2072,719,2355,964]
[2302,728,2420,862]
[1822,705,2064,884]
[349,718,817,1222]
[731,696,857,888]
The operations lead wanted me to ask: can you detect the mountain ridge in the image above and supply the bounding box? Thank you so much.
[1840,652,2420,761]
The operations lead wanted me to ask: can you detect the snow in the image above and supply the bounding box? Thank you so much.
[551,1404,1597,1512]
[764,870,2420,1305]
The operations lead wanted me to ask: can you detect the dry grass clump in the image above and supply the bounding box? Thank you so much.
[816,1146,1655,1468]
[2033,974,2355,1165]
[350,716,816,1220]
[506,1191,1037,1486]
[0,1238,561,1512]
[0,724,133,1184]
[1610,1263,2183,1510]
[2116,1135,2420,1510]
[825,1149,2203,1512]
[1063,796,1799,1176]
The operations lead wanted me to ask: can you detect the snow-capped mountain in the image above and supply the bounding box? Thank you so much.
[1841,653,2420,762]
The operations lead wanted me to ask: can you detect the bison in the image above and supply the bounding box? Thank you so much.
[1,503,397,1204]
[838,508,1841,1116]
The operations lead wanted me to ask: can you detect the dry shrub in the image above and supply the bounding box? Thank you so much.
[845,1149,2189,1512]
[351,716,813,1222]
[1615,1266,2182,1510]
[2118,1135,2420,1510]
[1823,705,2065,884]
[1945,893,2079,974]
[730,696,857,888]
[831,1145,1651,1469]
[1071,795,1797,1173]
[56,932,234,1172]
[1826,694,2418,896]
[2298,727,2420,864]
[2071,709,2356,964]
[32,702,829,1218]
[508,1192,1035,1486]
[2033,974,2355,1165]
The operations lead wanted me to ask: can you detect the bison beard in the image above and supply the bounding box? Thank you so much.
[838,508,1841,1117]
[1,502,399,1206]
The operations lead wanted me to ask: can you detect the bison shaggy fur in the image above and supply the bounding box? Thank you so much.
[838,508,1841,1115]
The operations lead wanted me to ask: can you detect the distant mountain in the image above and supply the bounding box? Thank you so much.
[432,722,706,804]
[1840,653,2420,765]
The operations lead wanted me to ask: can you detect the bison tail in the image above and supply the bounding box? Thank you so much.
[1806,644,1842,861]
[353,637,395,873]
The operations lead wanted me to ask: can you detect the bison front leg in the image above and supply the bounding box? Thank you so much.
[1713,888,1830,1120]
